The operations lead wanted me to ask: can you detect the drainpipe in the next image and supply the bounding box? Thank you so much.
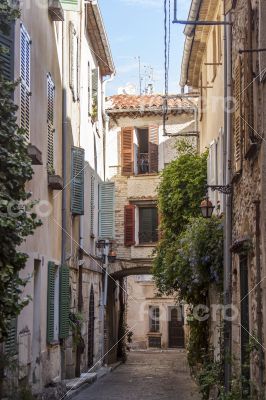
[102,74,114,182]
[224,9,232,392]
[61,20,67,381]
[254,200,264,389]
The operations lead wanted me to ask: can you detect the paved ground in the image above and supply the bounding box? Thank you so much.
[72,350,201,400]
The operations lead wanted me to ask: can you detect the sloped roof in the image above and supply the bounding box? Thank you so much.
[106,95,195,115]
[86,1,115,76]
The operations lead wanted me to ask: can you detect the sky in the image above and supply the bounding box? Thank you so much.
[98,0,190,96]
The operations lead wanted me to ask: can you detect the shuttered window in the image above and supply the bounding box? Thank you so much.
[69,22,78,101]
[4,318,17,355]
[92,68,98,120]
[59,265,69,339]
[148,125,159,173]
[20,24,31,142]
[71,146,85,215]
[234,58,242,172]
[121,127,134,175]
[47,261,55,344]
[243,3,254,154]
[259,0,266,81]
[61,0,79,11]
[99,182,115,239]
[0,22,14,82]
[124,204,135,246]
[90,175,95,235]
[47,74,55,170]
[139,207,158,244]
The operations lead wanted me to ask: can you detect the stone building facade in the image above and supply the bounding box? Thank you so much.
[180,0,266,396]
[105,94,196,356]
[0,0,115,395]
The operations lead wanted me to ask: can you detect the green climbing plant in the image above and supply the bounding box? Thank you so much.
[0,1,41,340]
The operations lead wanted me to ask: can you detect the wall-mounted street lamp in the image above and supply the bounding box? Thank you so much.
[200,185,232,218]
[200,197,215,219]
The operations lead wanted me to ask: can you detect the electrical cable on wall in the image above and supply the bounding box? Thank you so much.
[163,0,171,135]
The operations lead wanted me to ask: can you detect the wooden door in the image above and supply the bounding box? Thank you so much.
[168,307,185,348]
[88,286,95,368]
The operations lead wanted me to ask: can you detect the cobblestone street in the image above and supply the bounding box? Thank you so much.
[73,350,200,400]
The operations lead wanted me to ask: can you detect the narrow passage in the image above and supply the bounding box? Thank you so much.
[73,350,200,400]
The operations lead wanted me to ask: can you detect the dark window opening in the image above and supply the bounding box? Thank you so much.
[139,207,158,244]
[149,306,160,332]
[138,129,149,174]
[148,336,161,348]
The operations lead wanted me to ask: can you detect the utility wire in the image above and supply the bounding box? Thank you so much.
[163,0,171,135]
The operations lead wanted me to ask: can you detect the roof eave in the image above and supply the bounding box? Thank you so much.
[87,1,116,77]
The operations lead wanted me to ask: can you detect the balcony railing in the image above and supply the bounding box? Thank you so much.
[138,153,149,174]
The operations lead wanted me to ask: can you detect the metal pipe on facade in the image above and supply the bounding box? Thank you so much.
[254,200,264,389]
[224,9,232,392]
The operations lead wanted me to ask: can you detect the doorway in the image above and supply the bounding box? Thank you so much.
[168,306,185,348]
[88,285,95,368]
[240,256,250,395]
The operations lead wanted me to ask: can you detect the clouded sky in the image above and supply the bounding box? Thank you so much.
[99,0,190,96]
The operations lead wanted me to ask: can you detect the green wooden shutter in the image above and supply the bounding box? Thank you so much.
[99,182,115,239]
[0,22,14,82]
[59,265,69,339]
[5,318,17,355]
[60,0,79,11]
[71,146,85,215]
[47,261,55,344]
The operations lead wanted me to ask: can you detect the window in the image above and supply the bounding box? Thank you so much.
[121,126,159,176]
[20,24,31,141]
[47,262,59,343]
[47,74,55,171]
[137,129,149,174]
[71,146,85,215]
[149,306,160,332]
[91,68,98,120]
[139,207,158,244]
[90,175,95,236]
[47,263,69,343]
[99,182,115,239]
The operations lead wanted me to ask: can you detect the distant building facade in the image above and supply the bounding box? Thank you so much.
[105,94,196,355]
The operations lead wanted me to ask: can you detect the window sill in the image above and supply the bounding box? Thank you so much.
[147,332,162,337]
[134,243,157,248]
[132,173,158,178]
[47,340,60,347]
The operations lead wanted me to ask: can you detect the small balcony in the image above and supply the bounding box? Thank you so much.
[138,153,149,175]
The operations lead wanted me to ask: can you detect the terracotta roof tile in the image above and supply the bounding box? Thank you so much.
[106,94,195,112]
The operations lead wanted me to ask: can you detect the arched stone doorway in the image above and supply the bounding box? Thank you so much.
[88,285,95,368]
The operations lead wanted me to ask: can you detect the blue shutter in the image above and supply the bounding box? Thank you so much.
[47,261,55,344]
[61,0,79,11]
[99,182,115,239]
[0,22,14,82]
[5,318,17,355]
[47,75,55,169]
[71,146,85,215]
[20,24,31,141]
[59,265,69,339]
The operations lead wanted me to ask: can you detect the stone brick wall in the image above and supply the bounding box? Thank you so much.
[231,0,264,394]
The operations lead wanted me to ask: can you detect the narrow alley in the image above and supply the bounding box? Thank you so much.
[73,351,200,400]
